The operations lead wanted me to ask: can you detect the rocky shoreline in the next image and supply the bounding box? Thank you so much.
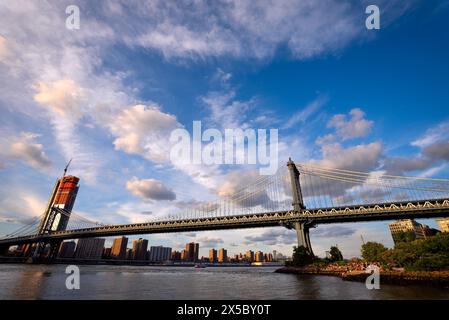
[275,267,449,288]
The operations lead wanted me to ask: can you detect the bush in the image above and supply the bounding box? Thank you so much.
[361,242,388,262]
[291,245,314,267]
[362,233,449,271]
[328,246,344,262]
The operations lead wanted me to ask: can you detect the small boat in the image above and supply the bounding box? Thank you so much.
[194,264,206,268]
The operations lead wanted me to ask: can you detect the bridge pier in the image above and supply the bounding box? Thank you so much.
[30,240,61,263]
[0,244,9,256]
[294,222,313,255]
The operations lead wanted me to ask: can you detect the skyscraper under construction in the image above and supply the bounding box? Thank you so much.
[38,175,80,234]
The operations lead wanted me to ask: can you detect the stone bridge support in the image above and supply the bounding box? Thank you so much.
[294,221,314,255]
[287,158,314,256]
[0,244,9,256]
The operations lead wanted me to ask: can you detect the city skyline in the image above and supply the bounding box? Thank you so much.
[1,1,449,259]
[11,216,449,262]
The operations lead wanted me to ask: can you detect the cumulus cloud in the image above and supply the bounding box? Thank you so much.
[126,177,176,201]
[423,141,449,161]
[383,157,430,175]
[216,170,283,209]
[0,189,46,224]
[299,141,384,204]
[383,121,449,175]
[195,236,224,248]
[311,225,356,238]
[245,228,296,245]
[33,79,86,120]
[327,108,373,140]
[110,104,182,163]
[310,142,383,172]
[2,132,51,170]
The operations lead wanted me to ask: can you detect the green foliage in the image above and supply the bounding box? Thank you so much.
[361,241,388,262]
[393,231,416,244]
[328,246,344,262]
[363,233,449,271]
[290,245,314,267]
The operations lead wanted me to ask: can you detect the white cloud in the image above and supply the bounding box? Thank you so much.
[310,142,383,172]
[412,121,449,148]
[0,189,46,223]
[327,108,373,140]
[194,236,224,248]
[216,170,261,198]
[127,177,176,201]
[110,104,182,163]
[122,0,362,60]
[284,95,328,129]
[135,22,240,59]
[1,132,51,170]
[0,35,8,61]
[215,68,232,83]
[315,134,336,145]
[90,0,414,61]
[383,156,430,175]
[201,90,255,129]
[33,79,86,120]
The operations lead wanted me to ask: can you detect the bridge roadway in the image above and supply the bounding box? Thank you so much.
[1,198,449,247]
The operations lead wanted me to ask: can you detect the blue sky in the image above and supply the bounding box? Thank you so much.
[1,1,449,258]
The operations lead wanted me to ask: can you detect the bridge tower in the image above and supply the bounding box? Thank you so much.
[32,171,80,262]
[287,158,314,256]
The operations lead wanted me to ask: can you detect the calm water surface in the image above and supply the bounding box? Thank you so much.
[0,264,448,300]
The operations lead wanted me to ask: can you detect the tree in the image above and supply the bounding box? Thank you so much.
[393,231,416,244]
[361,233,449,271]
[361,241,388,262]
[291,245,314,267]
[328,246,344,262]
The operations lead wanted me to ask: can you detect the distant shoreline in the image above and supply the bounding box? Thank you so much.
[0,256,281,267]
[275,267,449,288]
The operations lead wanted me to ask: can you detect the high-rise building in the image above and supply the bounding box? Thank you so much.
[15,244,32,257]
[39,175,80,233]
[185,242,199,262]
[255,251,264,262]
[437,218,449,233]
[126,248,133,260]
[171,250,182,261]
[148,246,172,262]
[245,250,254,262]
[102,247,112,259]
[75,238,105,260]
[218,248,227,263]
[209,249,217,263]
[58,241,76,258]
[263,253,273,262]
[132,238,148,260]
[389,219,436,244]
[111,236,128,260]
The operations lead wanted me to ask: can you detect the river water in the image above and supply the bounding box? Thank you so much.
[0,264,448,300]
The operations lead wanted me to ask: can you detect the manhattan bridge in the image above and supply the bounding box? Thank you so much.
[1,158,449,262]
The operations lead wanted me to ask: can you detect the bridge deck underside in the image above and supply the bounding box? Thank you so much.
[2,199,449,246]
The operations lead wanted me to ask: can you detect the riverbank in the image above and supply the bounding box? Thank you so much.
[0,256,280,267]
[275,267,449,288]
